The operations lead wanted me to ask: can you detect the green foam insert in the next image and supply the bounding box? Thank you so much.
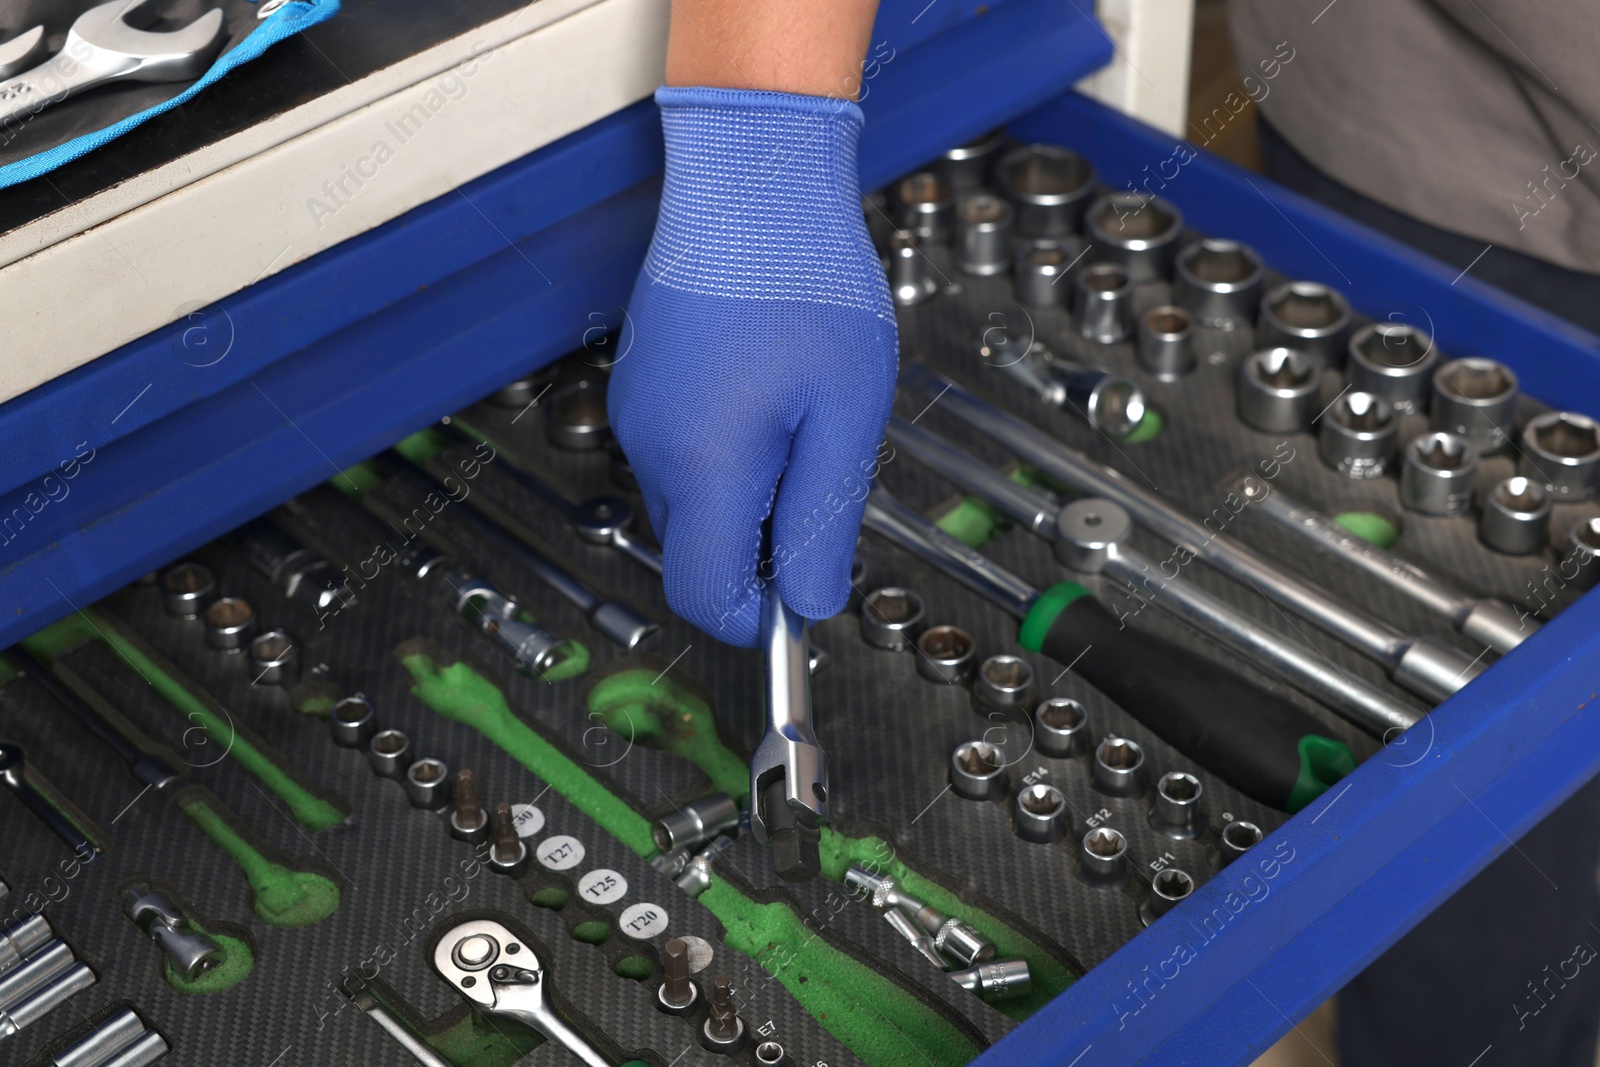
[585,669,749,799]
[166,928,254,994]
[935,496,1005,548]
[333,461,384,500]
[1120,407,1165,443]
[24,613,345,832]
[1334,510,1400,549]
[530,887,569,910]
[424,1009,541,1067]
[297,694,337,717]
[613,955,653,981]
[181,800,341,927]
[571,920,611,945]
[543,639,591,682]
[395,427,451,465]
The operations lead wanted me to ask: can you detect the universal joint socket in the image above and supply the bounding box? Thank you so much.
[123,887,224,982]
[652,793,741,853]
[1520,411,1600,502]
[934,918,995,967]
[1400,432,1478,516]
[951,958,1033,1003]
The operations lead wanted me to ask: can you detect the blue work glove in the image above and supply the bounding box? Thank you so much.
[609,87,898,648]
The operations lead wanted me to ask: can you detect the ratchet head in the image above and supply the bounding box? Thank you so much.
[749,587,828,882]
[1052,498,1132,573]
[74,1,226,80]
[432,919,544,1014]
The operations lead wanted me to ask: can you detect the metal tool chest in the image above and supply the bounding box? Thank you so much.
[1,0,1598,1064]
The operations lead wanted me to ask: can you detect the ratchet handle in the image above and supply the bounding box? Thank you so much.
[1019,583,1353,812]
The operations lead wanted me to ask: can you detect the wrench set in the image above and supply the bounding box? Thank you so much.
[0,129,1595,1067]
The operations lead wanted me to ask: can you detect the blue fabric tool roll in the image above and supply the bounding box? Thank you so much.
[609,86,900,647]
[0,0,339,190]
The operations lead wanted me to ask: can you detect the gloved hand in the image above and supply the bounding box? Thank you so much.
[609,87,898,648]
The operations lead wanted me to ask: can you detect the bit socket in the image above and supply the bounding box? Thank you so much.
[656,937,700,1015]
[329,695,377,748]
[1520,411,1600,502]
[1480,477,1552,556]
[1034,697,1090,758]
[1221,820,1263,864]
[1401,432,1478,515]
[1092,736,1144,796]
[860,588,924,650]
[915,625,977,685]
[1431,358,1518,455]
[487,803,528,877]
[950,741,1008,802]
[1258,281,1352,365]
[653,794,740,853]
[161,562,216,619]
[702,976,745,1054]
[203,597,257,651]
[1173,238,1263,329]
[449,769,489,843]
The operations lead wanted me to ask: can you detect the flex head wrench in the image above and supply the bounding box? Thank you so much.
[432,919,608,1067]
[749,585,828,882]
[0,0,226,128]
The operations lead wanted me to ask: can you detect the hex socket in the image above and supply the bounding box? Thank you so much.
[1137,306,1196,381]
[1085,193,1184,282]
[1400,432,1478,515]
[1014,239,1074,307]
[955,194,1014,276]
[1142,868,1195,923]
[1237,348,1324,434]
[367,729,411,779]
[1567,518,1600,590]
[888,230,939,307]
[1431,358,1518,455]
[1173,238,1264,328]
[995,144,1096,237]
[1520,411,1600,502]
[406,758,452,808]
[861,587,925,650]
[546,380,609,451]
[1034,697,1090,758]
[1093,736,1145,796]
[1074,263,1134,344]
[938,128,1007,192]
[1258,281,1352,364]
[895,171,955,244]
[161,562,216,619]
[652,793,740,852]
[329,694,377,748]
[1480,477,1551,556]
[950,741,1008,801]
[248,629,299,687]
[1080,826,1128,882]
[915,625,977,684]
[1153,771,1205,835]
[1014,783,1070,844]
[1220,819,1263,864]
[203,597,256,651]
[1319,392,1399,480]
[1347,322,1439,415]
[974,654,1035,709]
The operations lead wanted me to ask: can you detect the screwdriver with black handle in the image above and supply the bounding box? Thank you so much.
[861,484,1354,813]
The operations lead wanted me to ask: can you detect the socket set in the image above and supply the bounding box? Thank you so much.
[0,129,1594,1067]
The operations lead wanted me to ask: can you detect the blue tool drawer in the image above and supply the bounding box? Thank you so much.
[1,1,1598,1064]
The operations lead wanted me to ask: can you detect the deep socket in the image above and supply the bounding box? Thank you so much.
[1034,697,1090,758]
[1074,263,1134,343]
[887,230,939,307]
[1136,306,1196,381]
[1237,347,1324,433]
[895,171,955,244]
[1258,281,1352,364]
[1347,322,1439,415]
[1480,477,1552,556]
[1520,411,1600,502]
[1085,193,1183,282]
[1431,358,1518,455]
[1320,392,1399,479]
[1173,238,1263,328]
[1401,432,1479,516]
[995,144,1096,237]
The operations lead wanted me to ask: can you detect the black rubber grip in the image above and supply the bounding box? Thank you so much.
[1020,583,1351,812]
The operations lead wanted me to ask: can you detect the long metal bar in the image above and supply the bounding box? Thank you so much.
[911,368,1487,703]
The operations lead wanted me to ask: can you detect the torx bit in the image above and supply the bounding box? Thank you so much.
[656,937,699,1014]
[884,909,948,970]
[702,976,745,1053]
[449,770,488,843]
[487,803,527,876]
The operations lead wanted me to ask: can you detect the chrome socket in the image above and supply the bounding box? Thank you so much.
[938,128,1007,192]
[935,918,995,966]
[367,729,411,779]
[1479,477,1552,556]
[1431,358,1518,455]
[1520,411,1600,502]
[1092,736,1144,796]
[1140,868,1195,925]
[1137,306,1196,381]
[974,654,1035,710]
[1152,771,1205,836]
[329,694,378,748]
[1014,239,1075,307]
[888,230,939,307]
[161,562,216,619]
[954,194,1014,276]
[1034,697,1090,758]
[950,741,1008,801]
[546,380,609,451]
[489,369,555,409]
[203,597,256,651]
[951,958,1033,1003]
[1014,783,1070,844]
[1319,392,1399,480]
[1220,820,1263,864]
[652,793,740,853]
[895,171,955,244]
[1074,263,1134,344]
[1173,238,1264,329]
[1258,281,1352,364]
[248,629,299,687]
[1036,357,1146,436]
[1237,348,1324,434]
[995,144,1096,237]
[1085,193,1184,282]
[1080,826,1128,882]
[1567,518,1600,590]
[124,887,225,982]
[405,758,452,809]
[860,587,925,651]
[1400,432,1479,516]
[754,1040,790,1067]
[915,625,977,685]
[1347,322,1439,415]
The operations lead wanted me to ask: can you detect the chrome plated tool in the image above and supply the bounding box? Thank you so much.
[749,586,827,882]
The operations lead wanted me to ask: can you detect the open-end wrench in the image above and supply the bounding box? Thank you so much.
[748,586,828,881]
[0,1,226,128]
[1222,473,1536,654]
[911,367,1486,703]
[0,27,46,80]
[432,919,609,1067]
[886,416,1426,737]
[0,742,99,859]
